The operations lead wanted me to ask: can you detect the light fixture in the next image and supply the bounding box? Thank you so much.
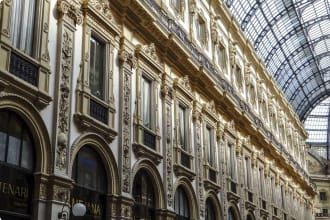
[58,201,86,219]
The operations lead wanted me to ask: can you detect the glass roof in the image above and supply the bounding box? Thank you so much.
[304,97,330,144]
[226,0,330,121]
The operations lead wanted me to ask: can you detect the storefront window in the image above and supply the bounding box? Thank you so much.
[228,208,235,220]
[72,147,107,219]
[174,187,190,220]
[133,170,156,220]
[205,198,216,220]
[0,110,35,220]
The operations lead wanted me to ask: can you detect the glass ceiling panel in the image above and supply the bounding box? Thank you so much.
[301,0,327,23]
[226,0,330,120]
[320,56,330,69]
[304,97,330,143]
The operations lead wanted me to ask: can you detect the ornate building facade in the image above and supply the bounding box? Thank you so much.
[0,0,316,219]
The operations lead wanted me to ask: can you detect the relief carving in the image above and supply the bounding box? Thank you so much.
[53,186,70,202]
[174,75,192,94]
[137,43,160,64]
[119,49,136,69]
[166,105,173,207]
[121,205,131,218]
[89,0,113,20]
[57,0,82,25]
[229,39,237,68]
[56,30,73,171]
[195,118,204,217]
[121,66,132,193]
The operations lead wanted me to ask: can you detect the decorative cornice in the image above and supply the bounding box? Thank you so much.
[57,0,82,25]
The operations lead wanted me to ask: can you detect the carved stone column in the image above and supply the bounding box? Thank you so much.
[118,38,136,194]
[218,120,227,220]
[236,136,246,218]
[193,101,204,218]
[251,150,261,219]
[161,72,174,209]
[53,0,82,174]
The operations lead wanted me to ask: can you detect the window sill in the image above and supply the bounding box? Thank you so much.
[74,112,117,143]
[260,208,269,218]
[245,200,256,211]
[204,179,220,192]
[0,69,52,108]
[173,163,195,181]
[132,142,163,165]
[203,165,220,191]
[227,190,240,203]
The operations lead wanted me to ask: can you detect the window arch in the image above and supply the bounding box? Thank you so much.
[133,170,156,220]
[174,186,190,220]
[246,213,254,220]
[72,147,106,192]
[71,147,107,219]
[0,110,35,219]
[205,198,216,220]
[0,110,34,170]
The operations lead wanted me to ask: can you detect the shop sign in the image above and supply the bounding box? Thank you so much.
[0,165,32,215]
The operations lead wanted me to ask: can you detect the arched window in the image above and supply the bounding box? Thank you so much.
[133,170,156,220]
[228,207,236,220]
[205,198,216,220]
[0,110,35,219]
[0,111,34,170]
[246,213,254,220]
[174,186,190,220]
[72,147,107,219]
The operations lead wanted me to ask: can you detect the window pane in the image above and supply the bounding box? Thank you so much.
[179,105,186,149]
[206,127,213,165]
[21,130,33,170]
[0,111,9,161]
[7,115,22,166]
[10,0,36,55]
[74,147,106,192]
[142,77,151,128]
[89,36,104,99]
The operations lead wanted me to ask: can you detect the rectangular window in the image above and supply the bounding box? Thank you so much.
[172,0,182,13]
[227,144,236,179]
[141,76,152,128]
[281,185,285,208]
[178,104,186,150]
[89,36,105,99]
[271,177,275,203]
[322,208,328,214]
[245,156,251,190]
[206,126,213,166]
[218,45,226,70]
[259,168,265,198]
[196,16,206,45]
[10,0,36,56]
[235,65,243,89]
[320,192,327,201]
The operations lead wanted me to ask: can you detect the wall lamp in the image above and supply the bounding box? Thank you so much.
[58,202,86,219]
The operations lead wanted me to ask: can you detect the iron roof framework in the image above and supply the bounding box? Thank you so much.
[304,97,330,159]
[226,0,330,121]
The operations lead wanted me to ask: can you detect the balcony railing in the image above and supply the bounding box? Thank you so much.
[90,99,108,124]
[209,168,216,183]
[248,191,253,202]
[230,181,237,194]
[181,151,190,169]
[143,129,156,149]
[316,213,329,217]
[10,52,38,86]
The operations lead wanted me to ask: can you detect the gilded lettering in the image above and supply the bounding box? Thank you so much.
[3,183,8,194]
[0,181,29,199]
[71,198,102,217]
